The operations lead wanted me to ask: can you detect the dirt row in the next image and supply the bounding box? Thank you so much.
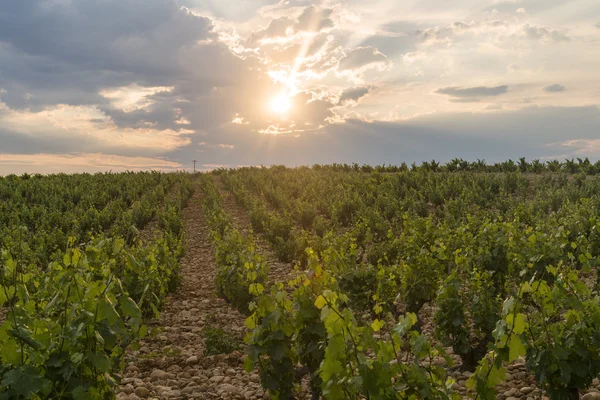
[117,181,260,400]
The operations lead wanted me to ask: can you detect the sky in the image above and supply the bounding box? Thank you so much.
[1,0,599,173]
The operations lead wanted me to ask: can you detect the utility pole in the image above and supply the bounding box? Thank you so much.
[193,160,197,173]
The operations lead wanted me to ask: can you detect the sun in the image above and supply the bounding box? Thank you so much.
[270,94,292,114]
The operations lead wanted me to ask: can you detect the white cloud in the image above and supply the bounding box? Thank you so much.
[100,84,173,112]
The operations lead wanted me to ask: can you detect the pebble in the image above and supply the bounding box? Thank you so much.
[186,355,199,365]
[520,386,535,394]
[150,369,170,381]
[219,384,238,394]
[133,387,149,398]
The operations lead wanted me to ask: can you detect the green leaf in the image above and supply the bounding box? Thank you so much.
[249,283,264,296]
[371,319,385,332]
[120,296,141,319]
[1,365,50,398]
[508,335,526,362]
[98,295,120,324]
[9,327,43,350]
[513,313,526,335]
[245,315,257,329]
[314,295,327,310]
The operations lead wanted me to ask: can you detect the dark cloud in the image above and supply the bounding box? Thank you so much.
[523,24,570,41]
[544,84,566,93]
[0,0,236,114]
[165,106,600,167]
[338,87,371,104]
[338,47,390,71]
[436,85,509,99]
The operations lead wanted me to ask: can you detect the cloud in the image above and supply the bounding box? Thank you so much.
[523,24,570,41]
[0,153,181,172]
[249,17,294,42]
[338,47,391,72]
[338,87,371,105]
[544,84,566,92]
[416,27,453,46]
[548,139,600,157]
[435,85,509,99]
[249,5,334,43]
[295,6,334,32]
[0,103,191,155]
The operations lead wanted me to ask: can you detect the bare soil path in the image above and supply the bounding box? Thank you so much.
[117,182,264,400]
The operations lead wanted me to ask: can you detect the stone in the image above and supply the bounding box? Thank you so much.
[182,386,197,394]
[150,369,169,381]
[122,384,134,395]
[186,355,199,365]
[154,386,170,396]
[520,387,535,395]
[220,384,238,394]
[583,393,600,400]
[210,375,225,384]
[133,387,149,398]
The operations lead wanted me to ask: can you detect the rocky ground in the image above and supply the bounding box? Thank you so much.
[117,179,600,399]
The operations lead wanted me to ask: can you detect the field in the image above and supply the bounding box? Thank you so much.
[3,161,600,399]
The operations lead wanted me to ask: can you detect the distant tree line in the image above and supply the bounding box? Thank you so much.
[308,157,600,174]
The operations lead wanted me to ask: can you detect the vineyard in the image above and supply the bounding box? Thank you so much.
[0,172,194,399]
[3,161,600,400]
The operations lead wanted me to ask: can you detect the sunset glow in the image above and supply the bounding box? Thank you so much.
[0,1,598,172]
[270,94,292,114]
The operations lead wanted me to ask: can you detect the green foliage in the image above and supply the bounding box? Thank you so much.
[245,251,459,399]
[202,325,239,355]
[435,269,500,370]
[0,172,193,398]
[208,164,600,399]
[200,175,267,313]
